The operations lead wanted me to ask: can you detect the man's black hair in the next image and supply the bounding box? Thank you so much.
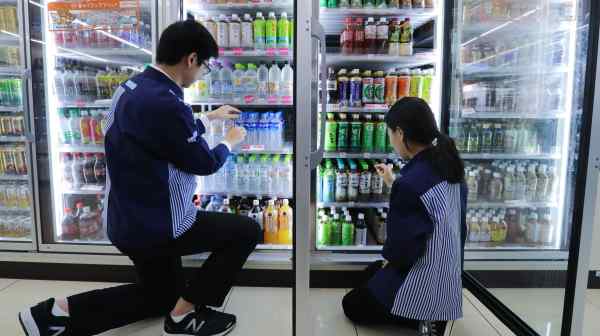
[157,19,218,66]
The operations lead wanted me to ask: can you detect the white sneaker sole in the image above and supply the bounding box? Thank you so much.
[163,321,236,336]
[18,308,41,336]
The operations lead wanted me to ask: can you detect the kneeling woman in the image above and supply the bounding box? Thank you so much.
[342,98,467,335]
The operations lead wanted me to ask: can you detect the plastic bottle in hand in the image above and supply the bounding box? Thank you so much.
[257,63,269,100]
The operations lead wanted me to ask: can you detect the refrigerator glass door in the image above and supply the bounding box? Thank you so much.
[449,0,595,335]
[42,0,154,252]
[183,0,296,253]
[0,0,36,251]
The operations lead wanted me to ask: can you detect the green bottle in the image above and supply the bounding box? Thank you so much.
[361,114,375,153]
[387,129,395,153]
[336,113,349,151]
[254,12,266,50]
[324,113,338,152]
[320,0,327,8]
[327,0,338,8]
[318,215,332,246]
[342,214,355,246]
[374,114,387,153]
[330,213,342,245]
[265,12,278,49]
[277,12,290,49]
[349,114,362,153]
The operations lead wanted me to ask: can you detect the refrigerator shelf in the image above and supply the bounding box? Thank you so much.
[57,100,111,108]
[187,2,294,12]
[218,49,294,60]
[0,106,23,113]
[468,201,557,209]
[0,66,26,76]
[256,244,292,250]
[466,242,558,250]
[461,20,571,41]
[59,145,104,153]
[55,239,111,245]
[461,64,568,79]
[190,99,293,107]
[199,191,293,199]
[0,135,27,142]
[320,7,435,17]
[0,175,28,181]
[461,153,560,160]
[317,245,383,251]
[0,35,19,46]
[321,104,390,113]
[323,152,397,159]
[317,201,388,208]
[326,50,435,66]
[0,236,32,242]
[234,146,293,155]
[0,207,32,213]
[454,111,567,120]
[63,187,105,195]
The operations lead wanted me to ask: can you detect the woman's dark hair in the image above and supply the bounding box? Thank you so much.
[385,97,465,183]
[157,19,218,66]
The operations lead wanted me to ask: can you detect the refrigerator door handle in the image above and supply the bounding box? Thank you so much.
[310,21,326,170]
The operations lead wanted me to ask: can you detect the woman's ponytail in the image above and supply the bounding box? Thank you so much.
[385,97,465,184]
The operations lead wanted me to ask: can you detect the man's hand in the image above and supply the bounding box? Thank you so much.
[375,163,395,189]
[207,105,241,121]
[224,127,247,147]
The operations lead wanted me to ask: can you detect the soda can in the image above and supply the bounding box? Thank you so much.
[1,116,11,135]
[3,147,14,174]
[6,6,17,33]
[11,116,24,136]
[0,149,5,175]
[15,146,26,175]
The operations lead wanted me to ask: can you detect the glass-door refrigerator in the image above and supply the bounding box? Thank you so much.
[0,0,37,252]
[447,0,597,335]
[313,0,444,256]
[40,0,155,253]
[177,0,296,258]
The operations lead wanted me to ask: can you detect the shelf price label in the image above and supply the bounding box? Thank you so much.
[278,48,289,56]
[266,48,277,57]
[232,48,243,56]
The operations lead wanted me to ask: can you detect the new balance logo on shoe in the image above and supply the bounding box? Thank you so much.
[186,318,206,333]
[50,326,66,336]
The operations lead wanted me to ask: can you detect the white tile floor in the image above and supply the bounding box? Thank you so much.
[1,278,598,336]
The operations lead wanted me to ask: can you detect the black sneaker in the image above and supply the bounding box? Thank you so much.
[163,306,236,336]
[418,321,449,336]
[18,298,71,336]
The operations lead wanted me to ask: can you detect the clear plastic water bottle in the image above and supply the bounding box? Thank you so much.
[271,155,282,195]
[244,63,258,98]
[248,155,260,193]
[232,63,246,99]
[225,155,238,192]
[258,112,270,149]
[268,62,281,98]
[257,63,269,100]
[237,155,249,193]
[209,62,222,99]
[280,62,294,100]
[214,159,226,191]
[220,62,233,100]
[283,154,293,197]
[270,111,284,150]
[245,112,258,147]
[259,154,272,195]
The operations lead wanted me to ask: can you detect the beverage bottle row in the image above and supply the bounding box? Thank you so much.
[60,152,107,190]
[54,61,133,103]
[201,154,293,197]
[199,12,293,50]
[53,18,152,50]
[0,115,25,137]
[198,0,291,4]
[0,78,22,107]
[325,113,393,153]
[0,215,32,239]
[467,207,554,246]
[317,206,390,246]
[189,61,293,103]
[201,196,293,245]
[451,120,557,154]
[462,1,571,23]
[0,145,27,176]
[0,182,30,209]
[322,0,434,9]
[0,6,18,34]
[231,111,285,149]
[0,46,20,67]
[465,161,557,203]
[462,77,565,114]
[58,108,106,145]
[340,16,413,56]
[318,158,402,203]
[61,197,105,241]
[326,67,433,107]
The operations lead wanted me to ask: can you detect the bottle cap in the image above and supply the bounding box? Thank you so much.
[358,213,365,220]
[253,199,260,205]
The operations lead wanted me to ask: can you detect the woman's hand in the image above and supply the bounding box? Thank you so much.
[375,163,395,188]
[206,105,241,121]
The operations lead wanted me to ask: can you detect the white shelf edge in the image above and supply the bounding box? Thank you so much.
[468,202,557,208]
[317,202,388,208]
[320,7,436,15]
[317,245,383,251]
[256,244,292,250]
[199,191,293,199]
[461,153,561,160]
[323,152,398,159]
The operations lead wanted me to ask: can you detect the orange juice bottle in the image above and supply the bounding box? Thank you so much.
[263,199,278,244]
[277,199,293,244]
